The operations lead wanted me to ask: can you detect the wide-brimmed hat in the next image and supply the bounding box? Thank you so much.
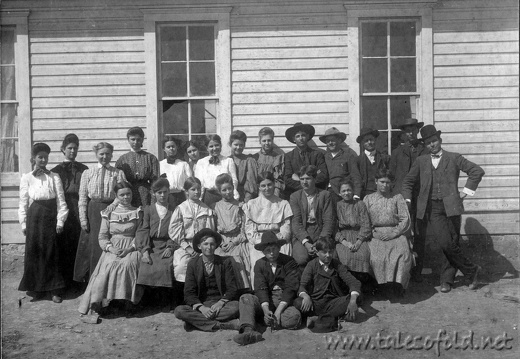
[285,122,315,143]
[419,124,441,142]
[254,231,286,252]
[319,127,347,144]
[32,142,51,156]
[310,315,338,333]
[397,118,424,130]
[192,228,223,253]
[356,127,380,144]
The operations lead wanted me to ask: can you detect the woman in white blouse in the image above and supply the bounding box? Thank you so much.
[18,143,69,303]
[194,134,239,207]
[159,136,192,206]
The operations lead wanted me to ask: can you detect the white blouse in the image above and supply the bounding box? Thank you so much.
[194,155,239,200]
[18,172,69,230]
[159,158,192,193]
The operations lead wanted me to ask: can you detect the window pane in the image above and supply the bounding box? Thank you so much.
[161,26,186,61]
[390,22,416,56]
[192,99,217,134]
[390,95,418,128]
[390,58,416,92]
[362,58,387,93]
[361,96,387,130]
[161,63,187,97]
[162,100,188,135]
[189,26,214,61]
[189,62,215,96]
[1,103,19,172]
[1,27,15,65]
[1,66,16,100]
[361,22,387,57]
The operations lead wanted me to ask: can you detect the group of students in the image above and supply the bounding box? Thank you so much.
[18,119,485,344]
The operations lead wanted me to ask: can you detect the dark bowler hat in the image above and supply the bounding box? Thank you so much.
[397,118,424,130]
[192,228,223,253]
[310,315,338,333]
[356,127,380,144]
[419,124,442,141]
[285,122,315,143]
[319,127,347,144]
[254,231,286,252]
[31,142,51,156]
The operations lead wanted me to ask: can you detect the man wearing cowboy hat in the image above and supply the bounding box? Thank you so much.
[389,118,428,282]
[233,231,301,345]
[283,122,329,198]
[402,125,484,293]
[353,126,390,198]
[319,127,363,203]
[174,228,241,332]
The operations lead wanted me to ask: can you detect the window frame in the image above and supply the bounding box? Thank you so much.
[142,6,232,158]
[345,3,434,153]
[0,9,31,185]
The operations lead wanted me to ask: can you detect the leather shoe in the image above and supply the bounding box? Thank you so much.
[468,266,482,290]
[52,295,62,303]
[233,327,262,346]
[440,283,451,293]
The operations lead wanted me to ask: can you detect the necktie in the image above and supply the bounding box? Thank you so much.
[209,156,220,165]
[204,260,214,275]
[32,167,50,177]
[431,154,441,159]
[99,166,107,198]
[322,264,329,272]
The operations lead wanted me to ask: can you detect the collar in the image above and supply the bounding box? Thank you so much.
[319,260,331,267]
[97,163,109,169]
[304,190,317,198]
[328,148,343,158]
[364,149,376,157]
[431,150,443,158]
[297,146,310,155]
[202,256,214,264]
[63,159,73,163]
[261,148,274,155]
[130,148,143,153]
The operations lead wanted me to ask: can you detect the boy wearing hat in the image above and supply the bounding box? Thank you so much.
[402,125,484,293]
[353,127,390,198]
[233,231,301,345]
[319,127,362,202]
[389,118,428,282]
[294,237,360,333]
[283,122,329,198]
[174,229,240,331]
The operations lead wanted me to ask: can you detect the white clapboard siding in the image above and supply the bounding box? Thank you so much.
[433,0,519,234]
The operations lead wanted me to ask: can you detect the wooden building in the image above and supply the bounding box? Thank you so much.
[1,0,518,244]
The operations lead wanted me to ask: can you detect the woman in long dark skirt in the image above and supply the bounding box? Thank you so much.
[51,134,89,288]
[18,143,69,303]
[74,142,126,283]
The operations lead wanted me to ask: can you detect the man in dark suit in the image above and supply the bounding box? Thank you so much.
[283,122,328,198]
[174,229,240,331]
[234,231,301,345]
[389,118,429,282]
[353,127,391,198]
[402,125,485,293]
[294,237,360,333]
[289,165,335,271]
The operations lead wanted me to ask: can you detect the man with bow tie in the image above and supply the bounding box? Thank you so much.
[402,125,485,294]
[389,118,428,282]
[353,127,390,199]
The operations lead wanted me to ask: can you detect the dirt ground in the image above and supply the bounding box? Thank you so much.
[2,241,519,359]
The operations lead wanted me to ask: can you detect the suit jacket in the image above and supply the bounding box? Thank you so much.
[324,148,363,198]
[254,253,300,305]
[289,188,334,242]
[135,203,178,252]
[402,150,485,220]
[283,147,329,195]
[184,255,238,307]
[389,143,428,195]
[354,151,391,197]
[298,258,361,301]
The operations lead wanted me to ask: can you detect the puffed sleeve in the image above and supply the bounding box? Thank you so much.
[78,169,90,226]
[18,174,30,230]
[168,206,187,248]
[53,173,69,227]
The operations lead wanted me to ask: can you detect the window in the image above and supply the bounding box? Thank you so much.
[1,25,19,172]
[360,20,419,154]
[159,24,217,148]
[142,7,231,157]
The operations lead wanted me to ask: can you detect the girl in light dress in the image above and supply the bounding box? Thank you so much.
[159,136,192,207]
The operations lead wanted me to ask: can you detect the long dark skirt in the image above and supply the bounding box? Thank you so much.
[57,195,81,285]
[19,199,65,292]
[73,200,110,282]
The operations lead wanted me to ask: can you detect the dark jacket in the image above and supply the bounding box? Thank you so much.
[184,255,238,307]
[402,150,485,220]
[298,257,361,301]
[324,148,363,198]
[354,151,391,197]
[289,188,335,242]
[254,253,300,305]
[283,147,329,195]
[389,143,428,195]
[135,203,179,252]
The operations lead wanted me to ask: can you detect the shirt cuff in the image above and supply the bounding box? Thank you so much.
[462,187,475,196]
[261,302,269,309]
[57,220,65,227]
[351,291,360,296]
[353,195,360,200]
[181,242,190,250]
[302,238,309,246]
[298,291,308,297]
[220,298,229,303]
[405,199,411,203]
[278,301,288,308]
[105,244,112,252]
[193,303,203,311]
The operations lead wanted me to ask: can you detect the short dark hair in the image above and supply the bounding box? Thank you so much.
[338,179,354,191]
[374,168,395,181]
[162,136,182,149]
[256,171,276,185]
[298,165,318,179]
[127,126,145,139]
[215,173,233,189]
[315,237,335,252]
[114,180,133,194]
[151,178,170,192]
[229,130,247,145]
[183,177,202,191]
